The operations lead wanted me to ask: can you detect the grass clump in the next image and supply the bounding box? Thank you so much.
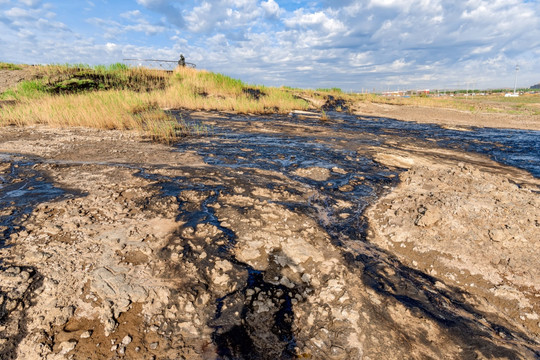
[1,80,47,100]
[0,63,170,98]
[0,62,23,70]
[316,87,343,94]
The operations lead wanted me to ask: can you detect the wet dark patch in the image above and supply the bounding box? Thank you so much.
[243,88,265,100]
[347,246,540,358]
[213,269,297,360]
[321,112,540,178]
[322,95,349,112]
[0,159,68,247]
[144,172,299,358]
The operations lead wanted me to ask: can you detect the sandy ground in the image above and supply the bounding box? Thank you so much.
[0,110,539,359]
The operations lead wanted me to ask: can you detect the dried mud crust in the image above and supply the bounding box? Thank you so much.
[368,148,540,338]
[0,117,539,359]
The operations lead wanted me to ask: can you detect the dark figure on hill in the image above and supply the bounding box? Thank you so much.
[178,54,186,67]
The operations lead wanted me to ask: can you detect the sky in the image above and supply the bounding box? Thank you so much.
[1,0,539,91]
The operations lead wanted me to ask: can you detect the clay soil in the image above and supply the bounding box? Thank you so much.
[0,109,539,359]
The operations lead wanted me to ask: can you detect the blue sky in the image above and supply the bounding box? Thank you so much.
[1,0,539,91]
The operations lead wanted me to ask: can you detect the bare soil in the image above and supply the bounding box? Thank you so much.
[0,111,539,359]
[0,67,37,94]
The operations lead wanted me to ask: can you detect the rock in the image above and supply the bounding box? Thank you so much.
[122,335,132,345]
[332,167,348,175]
[489,228,506,242]
[80,330,93,339]
[104,317,117,337]
[293,167,331,181]
[415,206,441,227]
[59,340,77,355]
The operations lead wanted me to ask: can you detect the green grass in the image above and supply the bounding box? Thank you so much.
[316,87,343,93]
[1,64,169,99]
[0,62,23,70]
[0,80,47,100]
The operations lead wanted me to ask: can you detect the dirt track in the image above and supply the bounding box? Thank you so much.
[0,110,539,359]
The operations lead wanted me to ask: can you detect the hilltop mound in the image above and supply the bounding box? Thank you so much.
[0,66,37,94]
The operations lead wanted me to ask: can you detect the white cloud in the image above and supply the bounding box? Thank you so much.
[284,10,346,34]
[471,45,493,54]
[18,0,40,8]
[261,0,281,18]
[120,10,142,19]
[88,13,166,38]
[184,0,262,34]
[5,6,32,17]
[1,0,539,89]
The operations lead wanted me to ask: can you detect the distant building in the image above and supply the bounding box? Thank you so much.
[531,83,540,89]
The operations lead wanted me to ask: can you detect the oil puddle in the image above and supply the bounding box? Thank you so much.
[0,157,67,247]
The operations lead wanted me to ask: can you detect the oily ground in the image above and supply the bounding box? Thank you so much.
[0,69,539,359]
[0,109,538,359]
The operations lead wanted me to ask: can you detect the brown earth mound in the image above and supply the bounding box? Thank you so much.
[0,67,37,94]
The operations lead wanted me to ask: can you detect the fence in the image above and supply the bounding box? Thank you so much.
[122,58,196,71]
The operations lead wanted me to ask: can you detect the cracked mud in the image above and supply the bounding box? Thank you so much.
[0,111,539,359]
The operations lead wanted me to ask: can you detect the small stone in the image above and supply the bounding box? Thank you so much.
[59,340,77,355]
[121,335,132,345]
[110,345,118,352]
[80,330,92,339]
[489,229,506,242]
[415,207,441,227]
[150,342,159,350]
[104,318,117,336]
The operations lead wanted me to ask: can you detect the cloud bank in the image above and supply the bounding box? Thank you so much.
[1,0,539,90]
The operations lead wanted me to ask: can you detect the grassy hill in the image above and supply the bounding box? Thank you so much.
[0,63,314,142]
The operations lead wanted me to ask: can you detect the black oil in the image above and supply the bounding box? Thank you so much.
[1,112,538,358]
[0,158,66,247]
[167,112,539,357]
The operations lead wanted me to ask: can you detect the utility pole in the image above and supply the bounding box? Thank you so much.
[513,64,520,95]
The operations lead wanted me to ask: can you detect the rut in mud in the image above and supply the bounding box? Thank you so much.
[0,111,539,359]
